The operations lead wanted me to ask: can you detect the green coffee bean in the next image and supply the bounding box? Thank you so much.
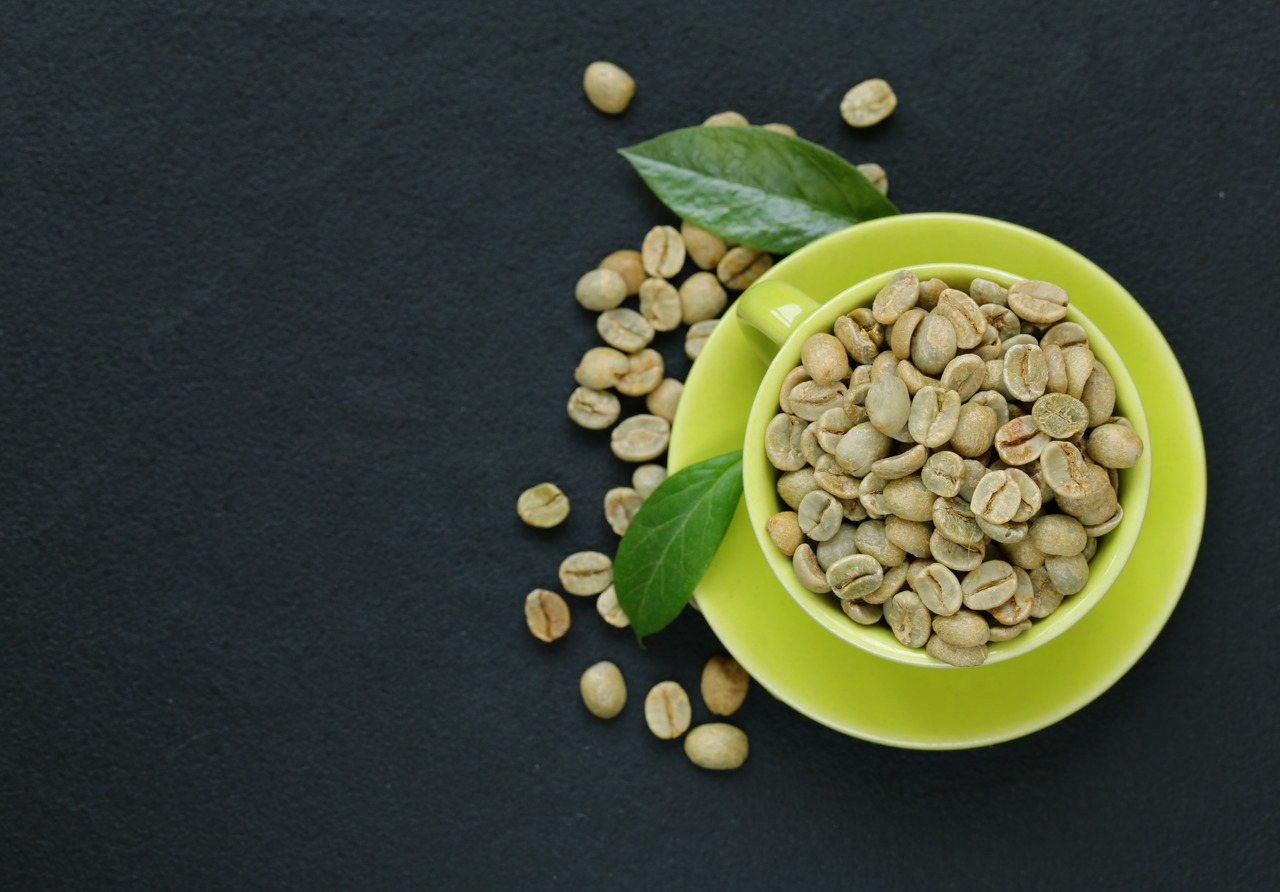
[932,608,991,647]
[684,723,748,770]
[525,589,571,642]
[574,346,630,389]
[616,348,664,397]
[933,496,985,547]
[872,269,920,324]
[1087,422,1144,468]
[988,566,1034,625]
[842,599,884,625]
[922,450,965,497]
[866,373,912,438]
[789,379,848,422]
[716,246,772,290]
[886,590,932,648]
[914,562,963,616]
[641,225,685,278]
[936,289,987,350]
[681,220,727,270]
[929,529,985,573]
[1008,280,1070,324]
[988,619,1032,641]
[597,307,655,352]
[766,413,808,472]
[517,482,571,527]
[576,268,628,311]
[835,422,892,476]
[604,486,643,536]
[580,660,627,718]
[881,474,935,522]
[610,414,671,462]
[962,560,1018,610]
[1032,392,1089,439]
[559,551,613,596]
[885,515,932,558]
[1029,567,1065,618]
[863,562,909,604]
[835,309,884,365]
[872,443,929,480]
[793,543,831,593]
[840,77,897,127]
[598,249,645,295]
[969,277,1009,307]
[909,385,962,447]
[568,386,621,430]
[826,552,885,599]
[583,61,635,114]
[701,654,750,716]
[644,681,692,738]
[766,510,804,556]
[638,277,682,331]
[926,635,988,667]
[777,467,820,509]
[950,402,998,458]
[911,313,958,376]
[596,584,631,628]
[1028,514,1088,556]
[644,378,683,422]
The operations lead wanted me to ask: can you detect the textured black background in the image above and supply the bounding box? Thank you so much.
[1,1,1276,889]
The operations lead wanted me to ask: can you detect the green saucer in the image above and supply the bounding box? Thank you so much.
[669,213,1205,749]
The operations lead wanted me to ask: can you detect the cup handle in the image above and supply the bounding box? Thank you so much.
[736,279,822,364]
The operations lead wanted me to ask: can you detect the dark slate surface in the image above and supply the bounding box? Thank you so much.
[1,2,1275,889]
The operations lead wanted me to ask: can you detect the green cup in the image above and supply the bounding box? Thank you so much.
[738,262,1151,667]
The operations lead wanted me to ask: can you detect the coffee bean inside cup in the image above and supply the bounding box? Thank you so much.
[761,270,1142,665]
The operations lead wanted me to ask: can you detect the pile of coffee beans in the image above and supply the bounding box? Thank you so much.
[524,81,899,765]
[763,270,1142,666]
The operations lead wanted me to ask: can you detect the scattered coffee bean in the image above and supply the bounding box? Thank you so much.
[559,551,613,596]
[645,681,692,739]
[580,660,627,718]
[598,248,645,295]
[632,463,667,499]
[684,723,749,770]
[583,61,635,114]
[597,307,655,352]
[641,224,685,278]
[638,277,682,331]
[702,654,750,715]
[575,268,628,311]
[595,584,631,628]
[717,246,772,290]
[517,482,570,527]
[644,378,683,422]
[604,486,644,535]
[703,110,749,126]
[857,162,888,195]
[681,220,727,270]
[840,78,897,127]
[574,346,630,389]
[685,319,719,360]
[679,272,727,324]
[611,414,671,462]
[567,386,621,430]
[525,589,571,642]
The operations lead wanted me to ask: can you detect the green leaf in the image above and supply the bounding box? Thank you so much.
[613,449,744,644]
[619,126,898,255]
